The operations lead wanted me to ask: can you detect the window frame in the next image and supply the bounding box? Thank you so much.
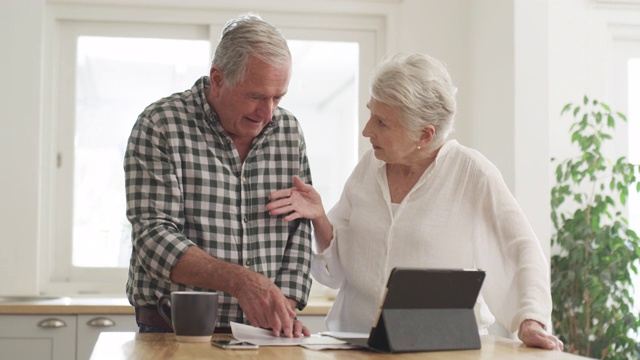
[607,22,640,316]
[41,3,391,296]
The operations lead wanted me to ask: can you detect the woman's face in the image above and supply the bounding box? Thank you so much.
[362,98,419,164]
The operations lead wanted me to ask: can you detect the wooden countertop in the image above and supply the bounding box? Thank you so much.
[0,296,332,316]
[90,332,589,360]
[0,297,135,315]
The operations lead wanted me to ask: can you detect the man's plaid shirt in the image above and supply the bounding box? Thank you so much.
[124,76,313,327]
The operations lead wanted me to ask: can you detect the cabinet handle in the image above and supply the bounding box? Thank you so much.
[37,318,67,329]
[87,317,116,327]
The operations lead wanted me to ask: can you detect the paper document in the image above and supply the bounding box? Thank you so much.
[230,322,348,347]
[320,331,369,339]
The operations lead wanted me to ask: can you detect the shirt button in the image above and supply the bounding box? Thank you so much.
[243,216,248,223]
[245,259,252,266]
[241,176,248,183]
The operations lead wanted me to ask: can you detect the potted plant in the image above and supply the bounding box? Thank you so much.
[550,96,640,359]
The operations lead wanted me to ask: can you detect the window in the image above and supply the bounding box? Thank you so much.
[629,58,640,318]
[281,40,360,211]
[629,58,639,232]
[43,8,383,295]
[609,29,640,325]
[47,21,212,293]
[72,36,210,268]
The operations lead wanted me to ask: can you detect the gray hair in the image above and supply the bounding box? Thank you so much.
[212,13,291,88]
[370,53,457,148]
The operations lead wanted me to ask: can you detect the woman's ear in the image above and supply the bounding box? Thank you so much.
[419,125,436,148]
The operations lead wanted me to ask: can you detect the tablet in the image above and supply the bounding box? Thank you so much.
[341,267,486,353]
[380,267,485,310]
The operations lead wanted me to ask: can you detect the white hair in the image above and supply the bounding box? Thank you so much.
[212,13,291,88]
[370,53,457,148]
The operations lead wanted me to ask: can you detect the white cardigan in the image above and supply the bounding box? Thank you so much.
[311,140,552,335]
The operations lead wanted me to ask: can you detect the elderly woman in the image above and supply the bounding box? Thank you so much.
[267,53,563,350]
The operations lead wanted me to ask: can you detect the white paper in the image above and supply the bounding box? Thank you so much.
[229,322,348,347]
[320,331,369,339]
[301,343,363,350]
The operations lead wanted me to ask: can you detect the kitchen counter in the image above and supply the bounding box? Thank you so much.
[91,332,590,360]
[0,296,332,316]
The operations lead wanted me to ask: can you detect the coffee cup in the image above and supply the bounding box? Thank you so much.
[157,291,218,342]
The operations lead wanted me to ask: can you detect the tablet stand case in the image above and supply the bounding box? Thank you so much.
[366,268,485,353]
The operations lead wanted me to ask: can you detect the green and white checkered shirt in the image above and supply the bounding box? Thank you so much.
[125,76,313,327]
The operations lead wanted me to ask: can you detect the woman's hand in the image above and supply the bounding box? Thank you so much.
[518,319,564,351]
[267,176,325,221]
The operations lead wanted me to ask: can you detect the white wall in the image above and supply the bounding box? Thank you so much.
[468,0,515,191]
[514,1,551,260]
[394,0,552,258]
[549,0,591,166]
[0,0,554,295]
[395,0,471,143]
[547,0,640,314]
[549,0,640,228]
[1,0,45,295]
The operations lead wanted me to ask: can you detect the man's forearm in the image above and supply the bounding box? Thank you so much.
[170,246,246,297]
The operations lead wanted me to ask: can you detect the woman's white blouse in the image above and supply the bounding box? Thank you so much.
[311,140,552,335]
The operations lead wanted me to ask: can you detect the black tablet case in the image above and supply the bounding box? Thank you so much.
[341,268,486,353]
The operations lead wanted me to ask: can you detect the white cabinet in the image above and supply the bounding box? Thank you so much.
[0,314,137,360]
[0,314,77,360]
[77,314,137,360]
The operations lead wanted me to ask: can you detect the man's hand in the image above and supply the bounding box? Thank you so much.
[231,271,301,338]
[170,247,311,338]
[291,318,311,338]
[518,319,564,351]
[287,299,311,338]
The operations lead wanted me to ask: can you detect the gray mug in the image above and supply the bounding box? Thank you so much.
[157,291,218,342]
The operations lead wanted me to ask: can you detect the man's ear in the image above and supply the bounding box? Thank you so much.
[209,66,224,95]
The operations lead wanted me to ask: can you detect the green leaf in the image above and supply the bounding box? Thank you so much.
[583,95,589,105]
[591,214,601,231]
[595,112,602,124]
[573,106,581,117]
[561,103,572,115]
[571,131,580,144]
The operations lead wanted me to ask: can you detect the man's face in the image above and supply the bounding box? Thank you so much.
[208,55,291,143]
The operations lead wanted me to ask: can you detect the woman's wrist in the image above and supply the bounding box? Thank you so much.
[313,215,334,252]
